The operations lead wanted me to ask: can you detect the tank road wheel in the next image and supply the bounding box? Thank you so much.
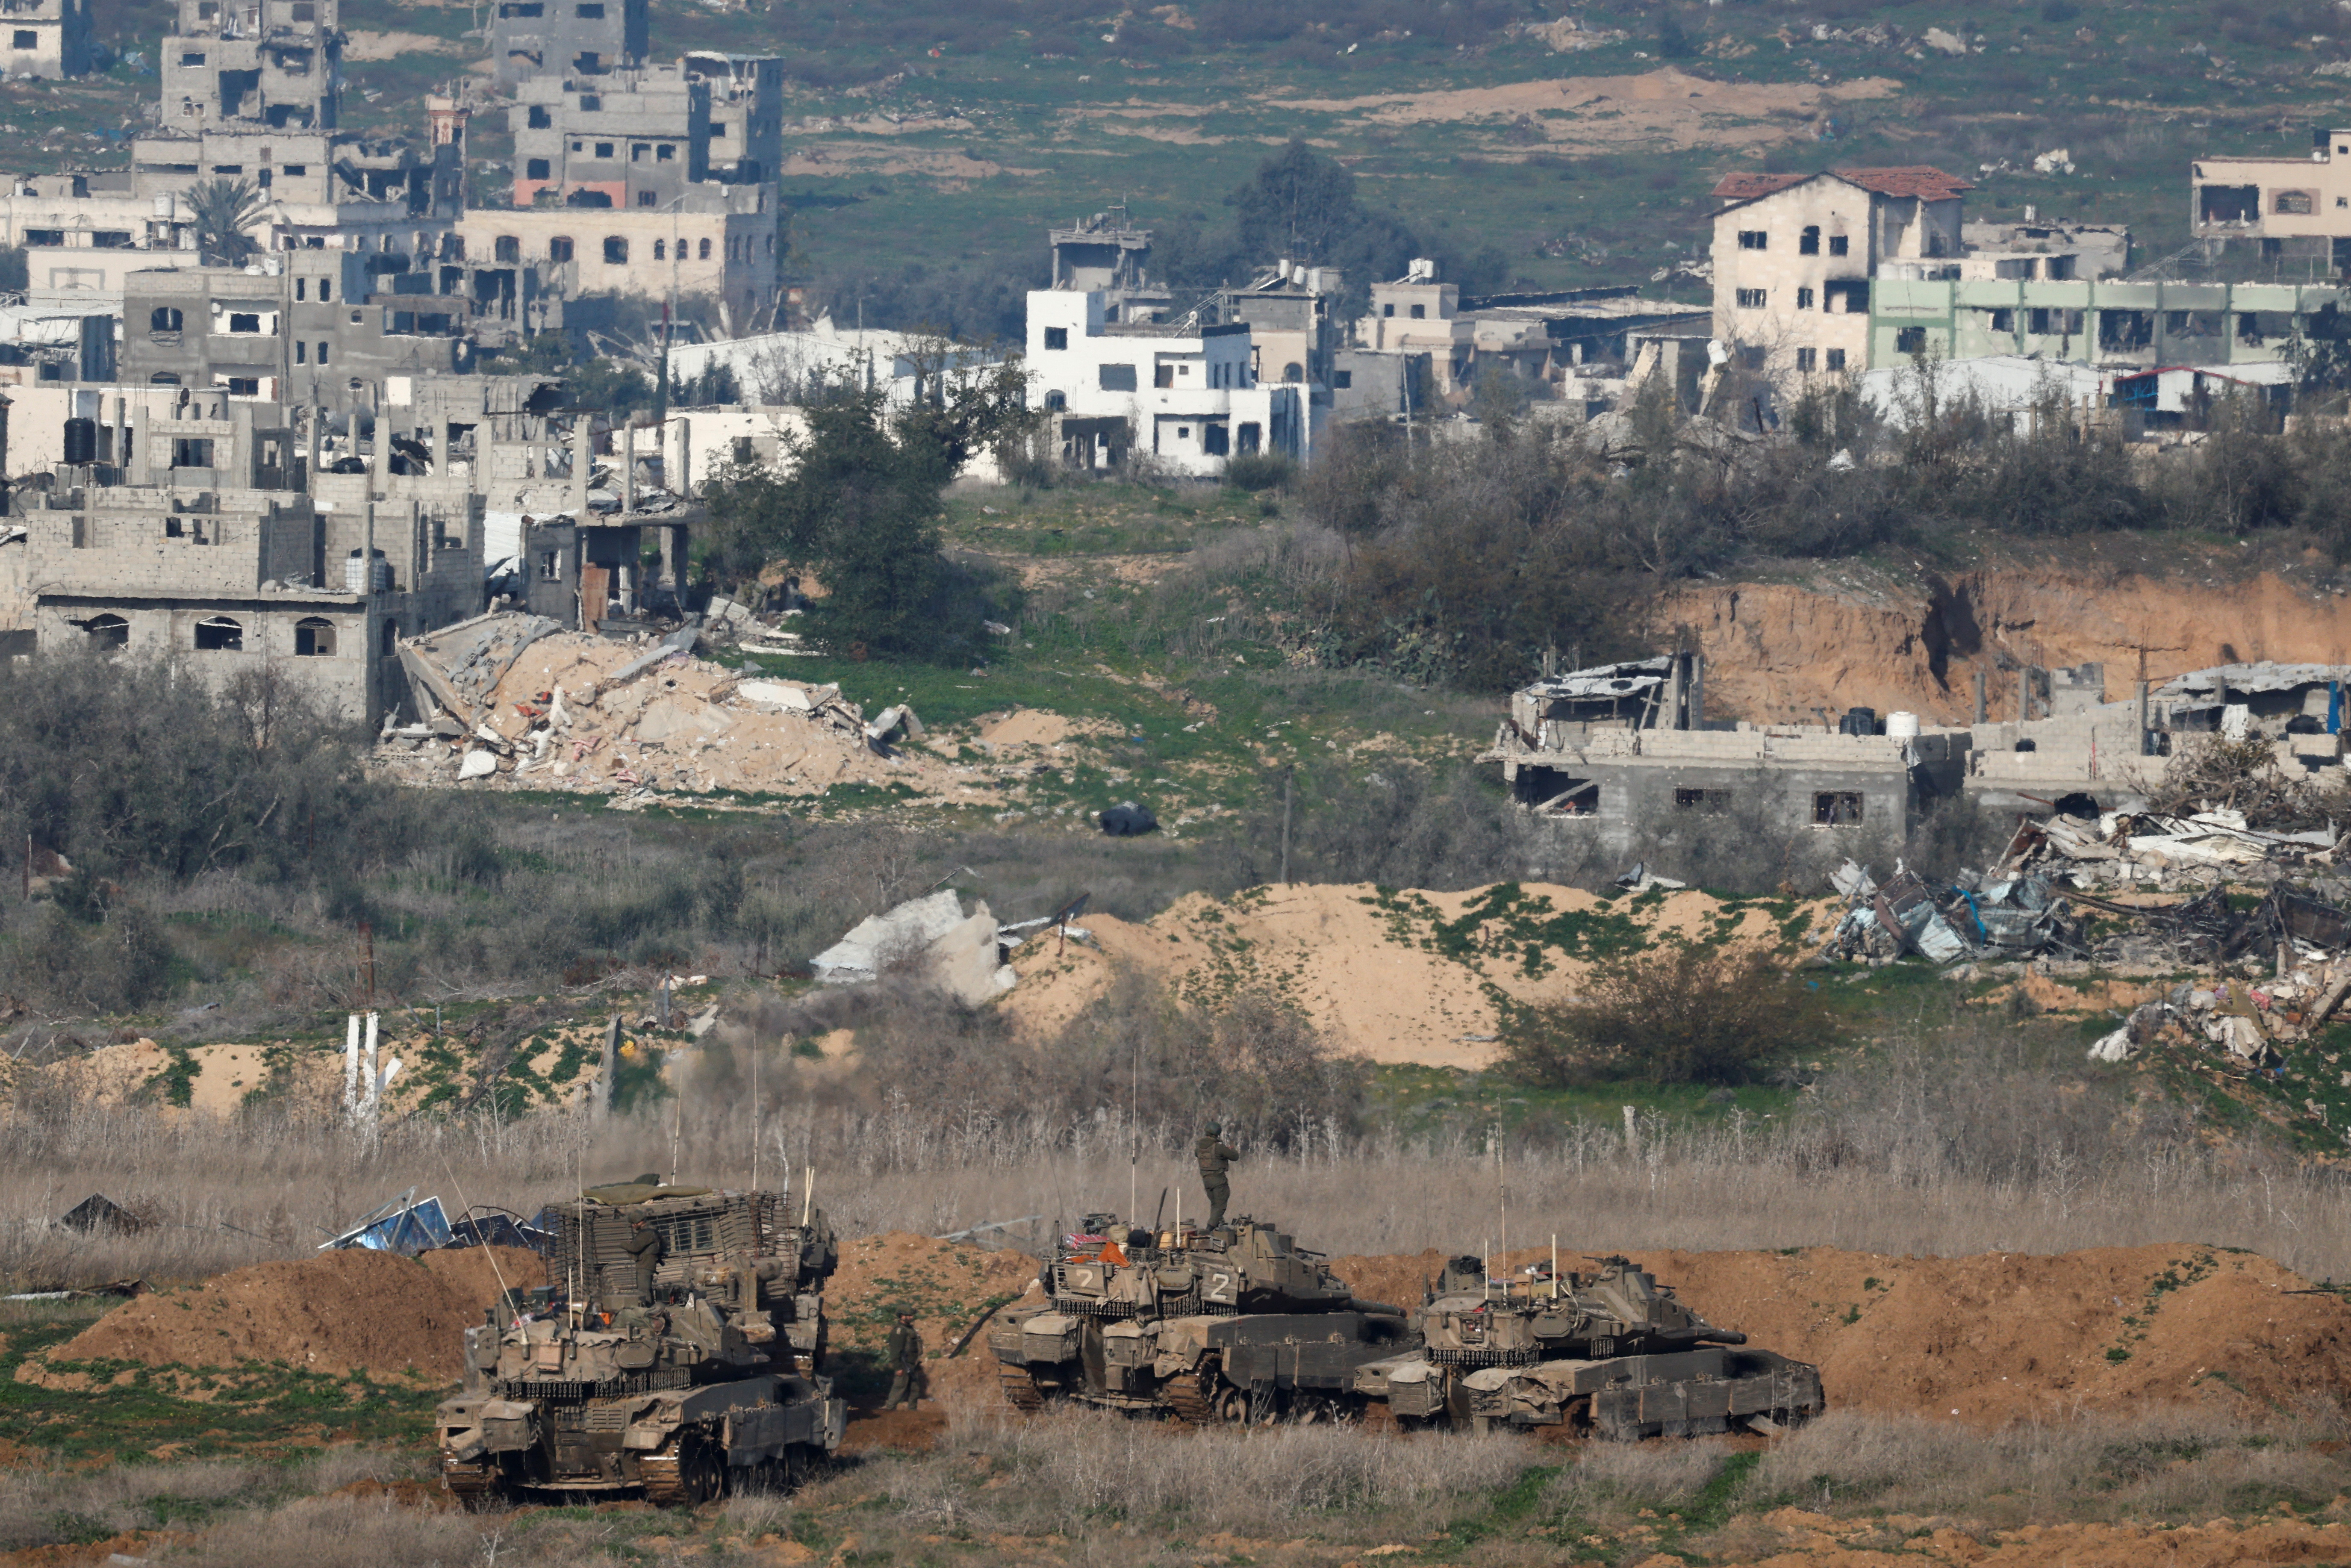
[441,1457,510,1511]
[1167,1354,1256,1427]
[682,1435,728,1505]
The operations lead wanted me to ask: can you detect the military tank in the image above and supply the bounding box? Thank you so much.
[436,1178,844,1507]
[988,1212,1416,1424]
[1352,1253,1823,1438]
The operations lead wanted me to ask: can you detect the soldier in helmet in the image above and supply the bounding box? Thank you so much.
[883,1311,926,1411]
[1195,1120,1239,1228]
[625,1216,666,1306]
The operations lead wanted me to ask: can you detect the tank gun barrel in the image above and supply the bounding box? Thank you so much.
[1346,1298,1407,1317]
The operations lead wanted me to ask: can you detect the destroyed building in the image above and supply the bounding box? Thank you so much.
[121,254,473,401]
[2191,127,2351,269]
[19,386,480,723]
[1479,653,1972,860]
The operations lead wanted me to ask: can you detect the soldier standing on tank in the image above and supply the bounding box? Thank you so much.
[626,1216,665,1306]
[1196,1120,1239,1228]
[883,1310,925,1411]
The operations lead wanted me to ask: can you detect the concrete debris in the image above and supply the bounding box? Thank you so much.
[2000,805,2339,890]
[376,612,960,801]
[1824,859,2083,966]
[809,889,1019,1006]
[1921,25,1968,53]
[1613,861,1688,893]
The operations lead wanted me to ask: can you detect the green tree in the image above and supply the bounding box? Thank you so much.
[1235,139,1364,263]
[186,178,264,266]
[701,358,1034,656]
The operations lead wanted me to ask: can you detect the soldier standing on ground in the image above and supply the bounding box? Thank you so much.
[1196,1120,1238,1228]
[883,1310,925,1411]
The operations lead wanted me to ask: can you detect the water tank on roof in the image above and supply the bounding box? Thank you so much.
[62,417,96,465]
[344,548,392,595]
[1886,711,1921,740]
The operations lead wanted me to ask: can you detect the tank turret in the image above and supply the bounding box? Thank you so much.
[990,1213,1411,1424]
[1353,1253,1823,1438]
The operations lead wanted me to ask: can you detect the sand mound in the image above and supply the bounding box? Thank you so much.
[1007,882,1836,1068]
[18,1246,542,1387]
[1331,1243,2351,1426]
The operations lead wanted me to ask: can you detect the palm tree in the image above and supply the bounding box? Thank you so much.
[186,179,264,266]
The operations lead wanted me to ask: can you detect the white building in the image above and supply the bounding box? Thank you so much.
[1024,288,1301,476]
[667,316,997,406]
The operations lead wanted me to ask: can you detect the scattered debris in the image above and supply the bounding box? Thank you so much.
[448,1206,558,1255]
[320,1187,453,1255]
[809,889,1019,1005]
[378,612,960,801]
[1613,861,1688,894]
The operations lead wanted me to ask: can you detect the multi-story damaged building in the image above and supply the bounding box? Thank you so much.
[2190,129,2351,268]
[1708,166,1974,383]
[1,0,94,79]
[122,255,473,402]
[18,388,483,723]
[0,0,462,307]
[1025,287,1302,476]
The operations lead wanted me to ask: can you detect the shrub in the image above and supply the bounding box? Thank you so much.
[1498,944,1835,1088]
[1223,452,1293,492]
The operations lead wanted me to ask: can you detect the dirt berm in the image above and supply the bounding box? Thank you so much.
[25,1236,2351,1432]
[1335,1242,2351,1427]
[15,1246,542,1388]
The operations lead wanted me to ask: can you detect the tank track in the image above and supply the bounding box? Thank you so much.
[999,1364,1047,1412]
[637,1450,689,1507]
[1163,1356,1224,1426]
[440,1458,504,1507]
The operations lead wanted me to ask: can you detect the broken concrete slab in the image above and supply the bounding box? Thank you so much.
[809,889,1016,1005]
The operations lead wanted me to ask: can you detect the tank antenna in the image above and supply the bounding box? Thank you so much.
[669,1090,681,1189]
[1128,1033,1139,1223]
[749,1033,760,1196]
[802,1164,814,1226]
[1551,1233,1559,1301]
[1497,1128,1507,1297]
[440,1150,514,1315]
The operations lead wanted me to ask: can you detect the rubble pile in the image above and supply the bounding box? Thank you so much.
[375,612,958,802]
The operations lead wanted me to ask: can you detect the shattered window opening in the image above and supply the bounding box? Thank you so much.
[1799,225,1820,255]
[80,614,129,648]
[1735,288,1765,309]
[1828,234,1849,256]
[1813,791,1864,827]
[1737,230,1767,251]
[294,617,336,656]
[193,616,244,652]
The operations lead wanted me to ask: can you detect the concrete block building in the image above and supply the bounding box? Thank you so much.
[121,256,473,404]
[2191,129,2351,267]
[1025,288,1301,476]
[490,0,647,86]
[1709,167,1973,382]
[18,387,481,724]
[1,0,93,79]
